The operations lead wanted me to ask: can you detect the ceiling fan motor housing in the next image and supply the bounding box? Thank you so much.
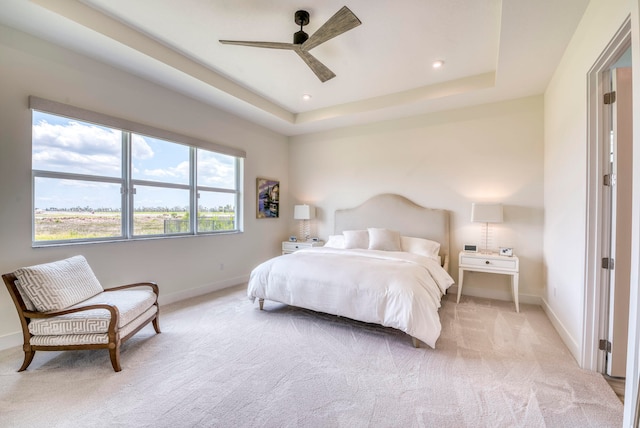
[294,30,308,44]
[294,10,309,44]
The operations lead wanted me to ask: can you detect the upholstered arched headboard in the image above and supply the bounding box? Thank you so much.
[334,194,450,270]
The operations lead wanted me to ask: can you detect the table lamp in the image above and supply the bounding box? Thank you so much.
[471,203,503,253]
[294,204,315,241]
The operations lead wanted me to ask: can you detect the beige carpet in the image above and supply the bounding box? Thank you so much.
[0,285,623,427]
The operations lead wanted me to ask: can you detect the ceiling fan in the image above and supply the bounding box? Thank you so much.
[219,6,361,82]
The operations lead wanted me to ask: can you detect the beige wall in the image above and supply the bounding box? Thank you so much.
[288,96,544,303]
[543,0,630,361]
[0,26,289,348]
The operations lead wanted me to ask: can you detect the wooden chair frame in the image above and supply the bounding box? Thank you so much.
[2,272,161,372]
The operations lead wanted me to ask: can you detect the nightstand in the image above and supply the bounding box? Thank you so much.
[457,251,520,312]
[282,240,324,254]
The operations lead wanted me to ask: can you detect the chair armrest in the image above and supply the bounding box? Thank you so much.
[104,282,159,298]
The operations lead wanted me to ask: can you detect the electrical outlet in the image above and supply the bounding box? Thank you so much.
[219,263,224,270]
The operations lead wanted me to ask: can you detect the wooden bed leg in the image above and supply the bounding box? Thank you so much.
[411,337,420,348]
[259,298,264,310]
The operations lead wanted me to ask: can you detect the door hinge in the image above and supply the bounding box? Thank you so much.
[604,91,617,104]
[599,339,612,353]
[602,257,615,270]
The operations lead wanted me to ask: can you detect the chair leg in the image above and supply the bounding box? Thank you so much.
[152,317,161,334]
[259,298,264,310]
[18,349,35,372]
[109,343,122,372]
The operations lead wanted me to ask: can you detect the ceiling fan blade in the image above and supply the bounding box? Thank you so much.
[219,40,296,50]
[295,49,336,82]
[302,6,361,51]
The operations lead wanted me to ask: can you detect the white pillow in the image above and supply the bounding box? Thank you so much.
[14,255,103,312]
[343,230,369,249]
[324,234,346,249]
[368,228,401,251]
[400,236,441,259]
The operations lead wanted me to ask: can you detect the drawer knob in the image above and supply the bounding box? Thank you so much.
[485,260,490,265]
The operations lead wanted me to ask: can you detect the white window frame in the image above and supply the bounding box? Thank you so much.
[30,96,245,246]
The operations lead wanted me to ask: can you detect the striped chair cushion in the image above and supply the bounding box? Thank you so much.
[14,256,103,312]
[29,289,158,335]
[30,306,158,346]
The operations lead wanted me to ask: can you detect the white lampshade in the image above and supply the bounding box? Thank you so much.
[471,203,503,224]
[294,204,315,220]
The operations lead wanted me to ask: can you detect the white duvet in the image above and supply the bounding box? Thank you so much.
[247,247,455,348]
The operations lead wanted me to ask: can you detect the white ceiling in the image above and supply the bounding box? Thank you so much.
[0,0,590,136]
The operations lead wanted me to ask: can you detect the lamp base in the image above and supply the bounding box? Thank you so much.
[298,219,310,242]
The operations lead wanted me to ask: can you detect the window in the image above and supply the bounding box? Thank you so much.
[31,97,244,245]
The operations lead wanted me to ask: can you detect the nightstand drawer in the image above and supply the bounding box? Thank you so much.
[282,242,308,252]
[460,256,517,270]
[282,240,324,254]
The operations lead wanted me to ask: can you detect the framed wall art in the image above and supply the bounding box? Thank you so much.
[256,177,279,218]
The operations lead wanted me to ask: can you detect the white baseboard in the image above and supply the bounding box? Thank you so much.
[540,297,580,364]
[0,332,22,352]
[158,274,249,306]
[0,275,250,352]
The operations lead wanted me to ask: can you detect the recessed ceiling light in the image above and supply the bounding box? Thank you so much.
[302,94,312,101]
[432,60,444,69]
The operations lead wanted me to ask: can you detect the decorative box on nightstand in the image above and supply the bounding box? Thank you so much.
[457,250,520,312]
[282,240,324,255]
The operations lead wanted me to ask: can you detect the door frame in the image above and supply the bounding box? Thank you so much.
[583,17,631,372]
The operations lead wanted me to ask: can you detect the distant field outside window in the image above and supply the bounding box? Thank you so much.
[197,191,237,232]
[32,108,243,245]
[34,178,123,241]
[133,186,190,236]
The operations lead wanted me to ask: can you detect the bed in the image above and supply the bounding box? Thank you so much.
[247,194,454,348]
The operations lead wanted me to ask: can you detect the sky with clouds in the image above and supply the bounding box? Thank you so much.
[32,111,237,211]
